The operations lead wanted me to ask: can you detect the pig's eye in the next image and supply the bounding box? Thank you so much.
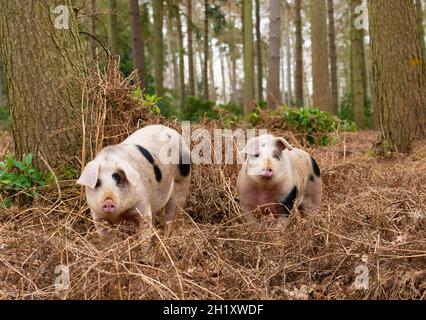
[112,170,128,187]
[95,179,101,189]
[254,153,260,158]
[273,151,281,160]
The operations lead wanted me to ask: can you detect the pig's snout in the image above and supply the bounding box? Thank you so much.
[102,199,117,213]
[261,167,274,179]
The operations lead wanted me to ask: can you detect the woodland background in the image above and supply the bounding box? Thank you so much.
[0,0,425,300]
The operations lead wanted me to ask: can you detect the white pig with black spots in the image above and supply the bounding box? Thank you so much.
[237,134,322,222]
[77,125,191,237]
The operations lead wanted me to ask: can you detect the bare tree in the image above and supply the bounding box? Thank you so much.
[243,0,254,113]
[369,0,426,152]
[187,0,196,96]
[110,0,119,55]
[128,0,145,90]
[203,0,210,100]
[0,0,86,166]
[310,0,332,112]
[294,0,304,107]
[153,0,165,96]
[255,0,263,101]
[327,0,339,114]
[267,0,281,109]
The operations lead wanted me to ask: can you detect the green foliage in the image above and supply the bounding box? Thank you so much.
[181,97,217,121]
[364,96,373,129]
[61,164,78,180]
[247,106,357,146]
[284,107,341,146]
[339,93,374,129]
[0,154,47,208]
[214,102,244,127]
[131,89,162,115]
[0,105,10,128]
[339,93,354,122]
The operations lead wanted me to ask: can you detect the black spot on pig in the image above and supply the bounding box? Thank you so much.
[178,152,191,177]
[311,157,321,177]
[136,145,162,182]
[136,145,155,164]
[279,186,298,216]
[153,165,162,182]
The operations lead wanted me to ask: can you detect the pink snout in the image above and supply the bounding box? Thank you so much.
[261,167,274,179]
[102,199,117,213]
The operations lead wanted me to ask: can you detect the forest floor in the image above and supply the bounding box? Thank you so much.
[0,128,425,300]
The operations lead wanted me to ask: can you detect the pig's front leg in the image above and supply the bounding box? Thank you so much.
[240,204,261,227]
[164,197,177,238]
[92,212,111,238]
[132,204,153,240]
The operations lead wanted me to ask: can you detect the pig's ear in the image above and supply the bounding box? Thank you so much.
[240,138,260,156]
[120,162,140,186]
[275,137,294,152]
[77,160,99,189]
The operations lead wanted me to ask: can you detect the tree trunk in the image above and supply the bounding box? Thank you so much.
[0,63,3,108]
[327,0,339,114]
[0,0,86,167]
[153,0,164,96]
[415,0,426,60]
[310,0,332,112]
[284,3,293,105]
[91,0,97,61]
[167,7,178,90]
[129,0,145,90]
[294,0,304,107]
[110,0,119,55]
[243,0,254,114]
[267,0,281,109]
[203,0,209,100]
[174,1,185,111]
[351,0,367,128]
[369,0,426,153]
[220,49,227,103]
[209,42,217,102]
[187,0,196,96]
[255,0,263,102]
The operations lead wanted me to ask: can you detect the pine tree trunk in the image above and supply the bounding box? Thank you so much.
[129,0,145,90]
[153,0,164,96]
[110,0,119,55]
[267,0,281,109]
[255,0,263,102]
[327,0,339,114]
[285,3,293,105]
[187,0,195,96]
[91,0,97,61]
[0,0,86,167]
[243,0,254,114]
[0,64,3,109]
[220,50,227,102]
[209,42,217,102]
[351,0,366,128]
[415,0,426,60]
[369,0,426,153]
[203,0,209,101]
[294,0,304,107]
[174,1,185,111]
[310,0,332,112]
[167,7,178,90]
